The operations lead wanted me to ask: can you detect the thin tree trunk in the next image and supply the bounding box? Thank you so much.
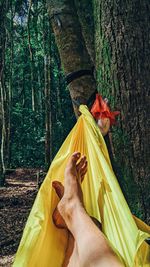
[37,63,43,111]
[27,0,36,111]
[43,3,52,167]
[7,0,14,166]
[56,84,62,120]
[33,0,42,111]
[34,9,43,112]
[20,25,26,107]
[44,54,52,167]
[0,0,9,185]
[0,79,6,174]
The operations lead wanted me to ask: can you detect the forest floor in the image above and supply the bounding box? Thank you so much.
[0,169,43,267]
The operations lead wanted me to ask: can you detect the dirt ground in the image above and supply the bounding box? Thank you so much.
[0,169,42,267]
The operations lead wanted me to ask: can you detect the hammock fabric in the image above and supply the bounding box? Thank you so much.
[13,105,150,267]
[90,93,120,125]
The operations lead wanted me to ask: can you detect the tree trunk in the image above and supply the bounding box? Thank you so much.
[47,0,96,117]
[94,0,150,222]
[43,3,52,167]
[32,0,42,111]
[74,0,95,63]
[27,0,36,112]
[22,38,26,108]
[44,54,52,167]
[0,0,9,185]
[47,0,149,222]
[7,0,14,166]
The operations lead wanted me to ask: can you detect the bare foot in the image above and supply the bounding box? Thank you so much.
[52,153,87,228]
[52,152,102,267]
[52,153,102,230]
[52,181,66,228]
[52,180,102,230]
[52,153,122,267]
[57,152,87,229]
[52,181,64,199]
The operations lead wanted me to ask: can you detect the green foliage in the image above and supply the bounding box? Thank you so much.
[2,0,75,169]
[11,104,45,167]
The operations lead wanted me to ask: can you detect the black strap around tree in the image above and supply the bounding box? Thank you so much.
[65,67,97,107]
[50,12,97,107]
[65,68,94,85]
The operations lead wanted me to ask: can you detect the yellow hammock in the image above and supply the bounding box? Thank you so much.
[13,105,150,267]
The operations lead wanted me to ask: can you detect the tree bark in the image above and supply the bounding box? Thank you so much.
[43,3,52,167]
[47,0,149,222]
[47,0,96,117]
[0,0,9,185]
[7,0,14,166]
[74,0,95,63]
[94,0,150,222]
[27,0,37,111]
[44,54,52,167]
[32,0,43,111]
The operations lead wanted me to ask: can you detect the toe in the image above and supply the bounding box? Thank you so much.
[65,152,81,174]
[80,161,87,182]
[52,181,64,199]
[77,156,86,171]
[80,161,87,176]
[71,152,81,162]
[52,207,67,229]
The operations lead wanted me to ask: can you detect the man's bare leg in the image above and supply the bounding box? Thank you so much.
[52,155,88,228]
[52,155,88,266]
[58,152,123,267]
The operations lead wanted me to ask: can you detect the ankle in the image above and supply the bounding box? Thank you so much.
[58,197,82,224]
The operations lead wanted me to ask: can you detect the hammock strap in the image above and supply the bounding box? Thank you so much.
[65,68,97,107]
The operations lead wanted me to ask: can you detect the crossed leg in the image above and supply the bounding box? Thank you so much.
[53,152,123,267]
[52,155,88,266]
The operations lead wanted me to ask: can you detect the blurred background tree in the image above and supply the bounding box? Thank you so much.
[0,0,75,175]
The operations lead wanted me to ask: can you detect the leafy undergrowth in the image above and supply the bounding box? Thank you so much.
[0,169,41,267]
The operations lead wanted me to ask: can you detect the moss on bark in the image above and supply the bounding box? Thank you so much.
[93,0,150,222]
